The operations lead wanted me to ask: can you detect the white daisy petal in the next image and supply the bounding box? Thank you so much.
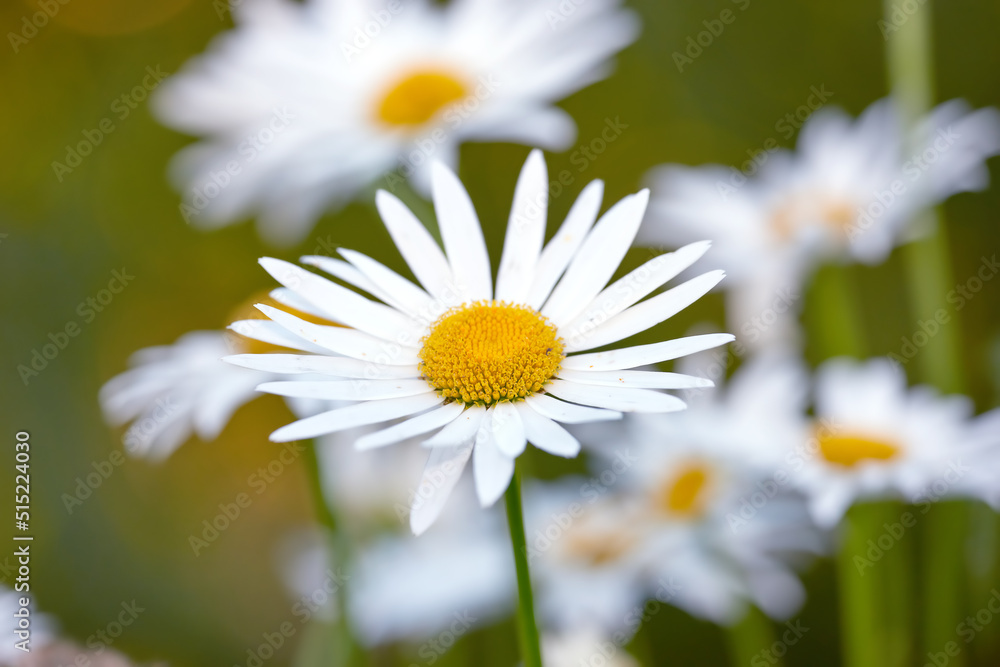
[490,401,527,458]
[524,393,623,423]
[561,333,735,371]
[192,373,259,439]
[268,287,334,322]
[562,240,713,339]
[423,406,488,447]
[410,443,474,536]
[515,402,580,457]
[473,412,516,507]
[224,354,421,379]
[257,379,433,401]
[542,189,650,326]
[566,270,727,352]
[254,304,421,365]
[355,403,466,450]
[259,257,423,342]
[375,190,454,300]
[270,393,444,442]
[227,319,328,355]
[525,179,604,309]
[545,379,687,413]
[298,256,392,306]
[432,163,493,301]
[338,248,436,324]
[556,369,713,390]
[495,149,547,303]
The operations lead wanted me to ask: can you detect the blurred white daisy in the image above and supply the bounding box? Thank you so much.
[543,628,639,667]
[278,481,514,646]
[954,408,1000,508]
[153,0,639,245]
[226,150,732,533]
[0,586,154,667]
[529,356,822,631]
[641,98,1000,350]
[791,357,975,527]
[0,586,55,665]
[100,293,334,460]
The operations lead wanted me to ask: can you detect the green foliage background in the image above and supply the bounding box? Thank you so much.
[1,0,999,664]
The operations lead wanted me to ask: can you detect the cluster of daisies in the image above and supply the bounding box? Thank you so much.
[87,0,1000,663]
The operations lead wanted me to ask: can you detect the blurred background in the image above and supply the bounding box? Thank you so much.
[1,0,999,665]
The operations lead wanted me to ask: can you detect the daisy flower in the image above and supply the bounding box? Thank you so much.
[153,0,639,245]
[640,98,1000,351]
[225,150,732,533]
[99,293,335,460]
[791,357,976,527]
[529,355,821,630]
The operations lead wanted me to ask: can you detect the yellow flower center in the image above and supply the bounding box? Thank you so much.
[228,292,334,355]
[565,528,636,567]
[656,461,713,518]
[817,429,900,467]
[375,68,468,128]
[419,301,564,406]
[771,193,858,240]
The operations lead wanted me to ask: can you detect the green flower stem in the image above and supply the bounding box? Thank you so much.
[967,504,1000,662]
[880,501,914,667]
[726,606,778,667]
[922,502,969,663]
[811,271,914,665]
[807,266,867,358]
[883,0,969,660]
[504,463,545,667]
[837,503,888,667]
[301,441,363,667]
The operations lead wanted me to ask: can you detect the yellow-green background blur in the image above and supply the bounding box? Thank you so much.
[2,0,1000,665]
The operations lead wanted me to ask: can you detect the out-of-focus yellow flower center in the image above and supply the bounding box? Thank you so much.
[228,292,334,355]
[656,461,713,518]
[771,193,858,240]
[817,430,900,467]
[565,528,636,567]
[375,69,468,127]
[419,301,564,406]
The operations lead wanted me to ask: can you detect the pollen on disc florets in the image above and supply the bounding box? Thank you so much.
[419,300,565,406]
